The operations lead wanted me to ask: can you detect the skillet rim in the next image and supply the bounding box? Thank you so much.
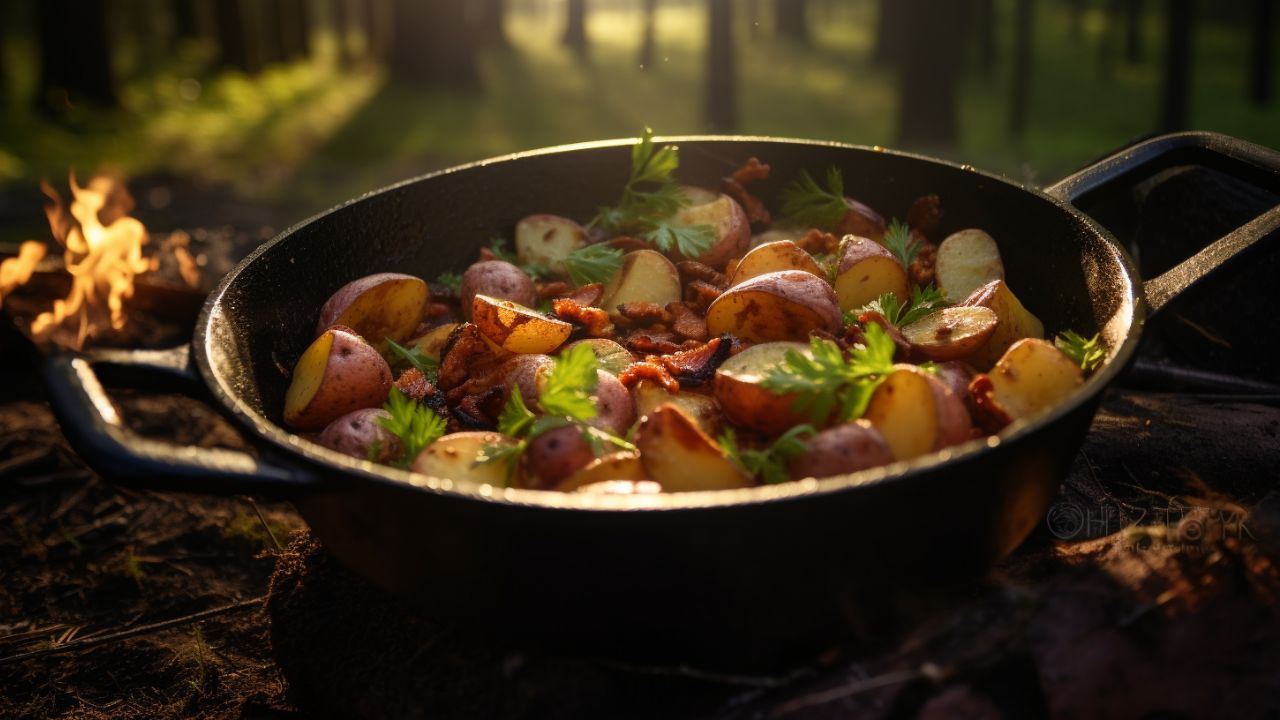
[193,135,1145,511]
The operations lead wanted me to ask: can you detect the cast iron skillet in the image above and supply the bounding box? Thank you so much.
[43,132,1280,666]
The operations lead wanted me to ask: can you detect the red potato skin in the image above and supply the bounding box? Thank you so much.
[926,371,974,450]
[459,261,537,320]
[787,421,895,480]
[836,199,887,241]
[317,408,400,462]
[674,194,752,270]
[932,361,978,400]
[315,272,428,337]
[521,425,597,490]
[587,369,636,436]
[500,354,554,410]
[287,327,393,431]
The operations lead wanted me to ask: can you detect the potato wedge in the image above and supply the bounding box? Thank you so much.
[935,229,1004,301]
[408,322,459,361]
[520,425,597,490]
[285,326,393,431]
[863,365,971,461]
[632,380,723,437]
[564,338,633,376]
[316,272,429,353]
[963,280,1045,370]
[601,249,682,318]
[460,260,537,320]
[787,421,894,480]
[635,404,751,492]
[472,294,573,354]
[728,240,825,286]
[900,306,998,361]
[555,452,650,492]
[834,234,910,312]
[514,214,588,273]
[713,341,813,434]
[705,270,841,343]
[986,338,1084,422]
[669,193,751,269]
[411,432,517,487]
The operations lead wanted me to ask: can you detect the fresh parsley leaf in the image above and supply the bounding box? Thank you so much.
[539,343,600,421]
[849,284,948,328]
[474,440,525,485]
[564,243,625,286]
[1055,330,1106,373]
[643,219,716,259]
[497,389,536,438]
[882,219,921,269]
[433,272,462,293]
[378,387,447,467]
[760,324,898,423]
[719,425,817,485]
[779,167,849,231]
[386,337,439,382]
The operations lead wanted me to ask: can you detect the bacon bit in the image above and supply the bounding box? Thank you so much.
[564,282,604,307]
[551,297,615,337]
[477,247,500,262]
[619,361,680,393]
[856,310,911,360]
[625,333,684,355]
[721,157,772,224]
[676,260,727,289]
[537,280,573,299]
[666,302,708,341]
[455,385,505,430]
[795,228,841,255]
[658,336,730,387]
[394,368,449,417]
[907,194,943,239]
[617,301,672,327]
[437,323,504,392]
[684,280,723,312]
[909,237,938,286]
[967,374,1012,434]
[424,301,452,318]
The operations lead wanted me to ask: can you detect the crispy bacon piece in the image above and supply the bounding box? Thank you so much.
[684,280,723,312]
[721,157,772,225]
[908,238,938,287]
[424,301,453,318]
[394,368,449,418]
[617,301,672,327]
[666,302,708,341]
[625,333,684,355]
[477,246,500,262]
[454,385,505,430]
[795,228,841,255]
[907,194,943,239]
[619,361,680,393]
[437,323,504,392]
[967,374,1012,434]
[537,280,573,299]
[658,336,730,387]
[565,282,604,307]
[676,260,727,289]
[551,297,615,337]
[855,310,912,361]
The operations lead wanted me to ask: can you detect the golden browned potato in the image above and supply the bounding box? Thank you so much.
[727,240,825,286]
[632,380,724,437]
[863,365,971,461]
[935,229,1004,301]
[459,260,537,320]
[408,322,459,361]
[411,432,517,487]
[472,294,573,354]
[834,234,910,313]
[963,280,1045,370]
[713,341,813,434]
[986,338,1084,422]
[564,338,633,376]
[555,452,650,492]
[900,306,998,361]
[285,326,393,431]
[600,249,682,317]
[514,214,588,273]
[669,194,751,269]
[634,404,752,492]
[316,273,429,353]
[705,270,841,343]
[787,421,895,479]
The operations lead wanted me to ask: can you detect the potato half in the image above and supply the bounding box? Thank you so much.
[472,294,573,354]
[713,341,813,434]
[285,326,393,431]
[834,235,910,312]
[705,270,841,343]
[669,194,751,269]
[555,452,650,492]
[963,280,1045,370]
[460,260,537,320]
[515,214,588,273]
[728,240,825,286]
[411,432,517,487]
[316,273,429,353]
[408,322,460,361]
[600,249,682,318]
[986,338,1084,422]
[635,404,751,492]
[787,421,895,480]
[900,306,999,361]
[863,365,971,461]
[632,380,724,437]
[935,229,1004,301]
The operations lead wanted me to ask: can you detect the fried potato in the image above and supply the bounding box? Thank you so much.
[787,421,895,480]
[515,214,588,273]
[863,365,971,461]
[986,338,1084,422]
[669,193,751,269]
[285,326,393,431]
[472,294,573,354]
[316,272,429,353]
[705,270,841,343]
[728,240,825,286]
[411,432,517,487]
[935,229,1004,301]
[963,280,1045,370]
[632,380,723,437]
[555,452,650,492]
[634,404,751,492]
[713,341,813,434]
[601,249,682,318]
[460,260,537,320]
[834,234,910,312]
[900,306,998,361]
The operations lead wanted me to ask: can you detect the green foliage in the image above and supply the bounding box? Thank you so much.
[564,243,625,286]
[849,284,948,327]
[378,387,447,467]
[386,337,439,382]
[538,343,600,421]
[780,167,849,230]
[760,324,897,423]
[881,219,921,270]
[1055,330,1106,372]
[719,424,817,484]
[433,272,462,293]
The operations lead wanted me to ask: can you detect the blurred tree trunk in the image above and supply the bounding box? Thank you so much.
[747,0,761,39]
[1159,0,1191,130]
[333,0,352,65]
[897,0,971,147]
[261,0,288,64]
[774,0,808,44]
[34,0,119,112]
[362,0,385,60]
[1068,0,1086,39]
[1250,0,1274,106]
[872,0,906,66]
[171,0,202,43]
[974,0,997,71]
[1010,0,1033,136]
[215,0,260,72]
[564,0,587,53]
[270,0,310,61]
[475,0,508,47]
[389,0,479,86]
[639,0,658,69]
[1123,0,1143,62]
[0,17,7,106]
[706,0,736,131]
[293,0,313,58]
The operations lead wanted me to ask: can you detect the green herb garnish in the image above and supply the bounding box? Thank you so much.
[433,272,462,293]
[564,243,625,286]
[779,166,849,231]
[1055,330,1106,373]
[760,323,898,423]
[719,424,817,485]
[590,127,715,259]
[386,337,439,382]
[378,387,447,467]
[848,284,949,328]
[881,219,921,269]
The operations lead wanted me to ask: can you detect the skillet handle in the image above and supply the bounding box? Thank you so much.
[1043,131,1280,315]
[42,345,321,498]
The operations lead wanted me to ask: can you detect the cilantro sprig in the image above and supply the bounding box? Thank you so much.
[719,424,817,485]
[563,243,625,286]
[378,387,447,467]
[760,323,898,423]
[779,166,850,231]
[1055,330,1106,373]
[386,337,439,382]
[590,127,716,259]
[848,284,949,328]
[881,219,922,269]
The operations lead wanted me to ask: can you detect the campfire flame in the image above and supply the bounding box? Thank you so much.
[0,242,47,307]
